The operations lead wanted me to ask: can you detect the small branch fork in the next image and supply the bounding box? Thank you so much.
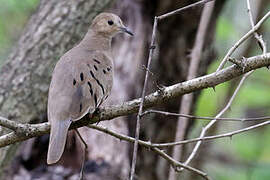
[246,0,267,54]
[0,1,269,180]
[216,8,270,71]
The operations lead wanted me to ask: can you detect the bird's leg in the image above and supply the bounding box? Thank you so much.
[74,129,88,180]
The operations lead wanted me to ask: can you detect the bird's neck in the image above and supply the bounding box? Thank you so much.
[80,30,112,51]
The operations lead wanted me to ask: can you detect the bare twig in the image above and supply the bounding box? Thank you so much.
[216,10,270,71]
[0,53,269,148]
[157,0,215,20]
[130,17,158,180]
[182,71,253,169]
[88,124,210,180]
[151,147,210,180]
[247,0,267,54]
[169,2,215,179]
[88,121,270,149]
[143,110,270,122]
[86,120,270,177]
[151,120,270,147]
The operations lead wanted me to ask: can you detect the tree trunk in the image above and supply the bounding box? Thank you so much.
[0,0,114,178]
[0,0,226,179]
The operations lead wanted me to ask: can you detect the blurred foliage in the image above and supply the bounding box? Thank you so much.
[0,0,39,66]
[0,0,269,180]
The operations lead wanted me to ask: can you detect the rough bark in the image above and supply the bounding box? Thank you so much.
[0,0,114,178]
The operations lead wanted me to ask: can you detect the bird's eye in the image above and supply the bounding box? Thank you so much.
[108,20,114,25]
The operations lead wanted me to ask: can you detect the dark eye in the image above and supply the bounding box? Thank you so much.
[108,20,114,25]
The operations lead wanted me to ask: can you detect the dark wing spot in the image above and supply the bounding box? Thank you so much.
[93,59,100,64]
[90,70,105,95]
[96,80,105,95]
[90,89,93,96]
[80,73,84,81]
[87,64,90,67]
[87,81,93,96]
[107,67,111,71]
[94,94,97,107]
[73,79,76,85]
[79,103,82,112]
[103,69,106,74]
[94,65,98,71]
[90,70,95,78]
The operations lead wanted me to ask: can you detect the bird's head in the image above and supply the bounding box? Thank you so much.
[91,13,133,38]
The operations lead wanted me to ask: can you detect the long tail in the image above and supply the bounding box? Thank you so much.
[47,119,72,164]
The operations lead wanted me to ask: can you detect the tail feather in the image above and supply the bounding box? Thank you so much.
[47,119,72,164]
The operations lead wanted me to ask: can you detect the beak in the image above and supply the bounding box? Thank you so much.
[120,26,134,36]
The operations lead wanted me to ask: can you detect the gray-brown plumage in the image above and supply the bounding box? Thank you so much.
[47,13,133,164]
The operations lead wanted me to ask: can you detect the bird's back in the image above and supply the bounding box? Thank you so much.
[48,46,114,122]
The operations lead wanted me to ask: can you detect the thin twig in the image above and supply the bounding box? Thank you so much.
[216,10,270,71]
[151,120,270,147]
[157,0,215,20]
[182,71,253,169]
[143,110,270,122]
[169,2,215,179]
[86,119,270,178]
[247,0,267,54]
[130,17,158,180]
[151,147,210,180]
[87,120,270,148]
[88,124,210,180]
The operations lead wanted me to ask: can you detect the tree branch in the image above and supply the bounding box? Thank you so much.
[88,125,210,180]
[0,53,269,148]
[216,10,270,71]
[142,110,270,122]
[157,0,215,20]
[88,120,270,149]
[151,120,270,147]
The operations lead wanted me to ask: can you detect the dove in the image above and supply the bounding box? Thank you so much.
[47,13,133,164]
